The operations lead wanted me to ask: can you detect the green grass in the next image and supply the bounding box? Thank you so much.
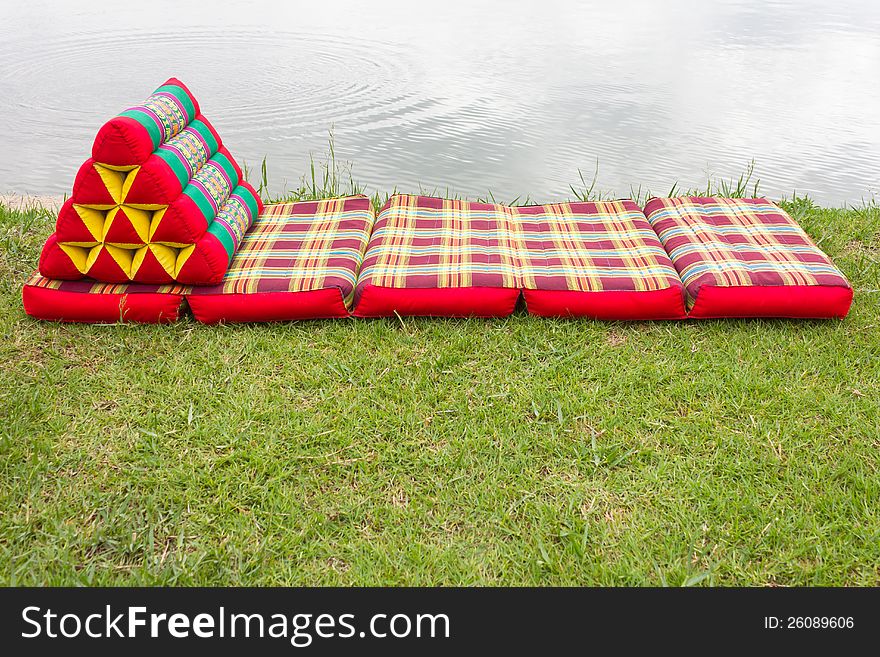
[1,161,878,586]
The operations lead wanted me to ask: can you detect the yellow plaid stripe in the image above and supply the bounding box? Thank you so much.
[362,196,674,291]
[219,199,373,298]
[649,197,843,291]
[364,195,524,287]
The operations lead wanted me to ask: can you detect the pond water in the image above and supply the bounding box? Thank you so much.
[1,0,879,205]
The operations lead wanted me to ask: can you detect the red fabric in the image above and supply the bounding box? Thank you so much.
[523,287,687,320]
[71,159,117,205]
[175,233,228,286]
[188,288,349,324]
[22,284,183,323]
[688,285,853,319]
[354,285,520,318]
[149,195,207,244]
[82,247,129,282]
[103,207,147,245]
[91,117,154,167]
[131,249,175,284]
[54,200,93,243]
[124,157,184,204]
[39,234,82,280]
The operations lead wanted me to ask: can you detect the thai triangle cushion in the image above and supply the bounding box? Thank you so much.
[517,200,686,319]
[37,78,261,285]
[354,195,522,317]
[22,273,188,324]
[643,197,853,318]
[186,196,375,323]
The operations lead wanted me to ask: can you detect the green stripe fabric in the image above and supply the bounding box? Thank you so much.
[207,220,234,258]
[119,110,163,151]
[154,150,191,187]
[182,153,239,221]
[116,81,198,152]
[206,185,261,260]
[153,120,220,188]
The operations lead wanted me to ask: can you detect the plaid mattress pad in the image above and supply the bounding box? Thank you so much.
[356,194,683,298]
[644,197,851,304]
[187,196,375,308]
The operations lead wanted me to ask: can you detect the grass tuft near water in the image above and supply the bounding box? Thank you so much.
[1,151,878,585]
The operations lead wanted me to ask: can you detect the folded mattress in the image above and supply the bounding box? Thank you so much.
[186,196,375,323]
[518,199,686,319]
[354,195,521,317]
[354,194,685,319]
[643,197,853,319]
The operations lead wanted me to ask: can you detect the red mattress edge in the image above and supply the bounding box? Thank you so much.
[354,285,520,318]
[187,288,350,324]
[688,284,854,319]
[523,286,687,320]
[22,284,183,324]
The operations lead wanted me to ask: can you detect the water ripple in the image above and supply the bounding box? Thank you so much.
[1,1,879,204]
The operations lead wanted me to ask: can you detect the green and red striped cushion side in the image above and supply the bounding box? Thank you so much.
[91,78,201,165]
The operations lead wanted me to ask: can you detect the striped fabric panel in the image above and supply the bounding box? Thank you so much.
[644,197,851,302]
[24,272,189,295]
[118,81,198,151]
[358,195,519,292]
[357,195,681,295]
[204,185,261,262]
[154,119,219,186]
[515,199,682,292]
[186,153,237,216]
[188,197,374,307]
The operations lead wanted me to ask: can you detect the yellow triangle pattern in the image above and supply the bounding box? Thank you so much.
[55,161,200,280]
[73,205,105,243]
[58,244,91,273]
[130,244,192,278]
[104,244,135,275]
[94,164,139,203]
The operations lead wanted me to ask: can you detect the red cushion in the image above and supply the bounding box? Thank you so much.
[189,289,349,324]
[524,287,686,320]
[355,195,523,317]
[92,117,156,168]
[70,159,120,205]
[40,180,261,285]
[40,80,254,287]
[688,285,853,319]
[355,195,685,319]
[354,285,520,318]
[516,199,686,319]
[38,233,83,280]
[644,197,853,319]
[91,78,201,166]
[22,274,186,323]
[186,197,374,323]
